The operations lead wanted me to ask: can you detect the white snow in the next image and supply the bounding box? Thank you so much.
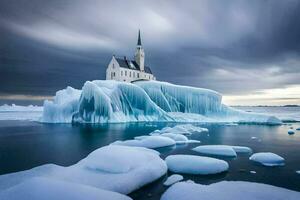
[0,145,167,195]
[192,145,252,157]
[249,152,285,166]
[160,133,189,144]
[0,177,131,200]
[112,136,176,149]
[165,155,229,175]
[163,174,183,186]
[161,181,300,200]
[42,80,281,124]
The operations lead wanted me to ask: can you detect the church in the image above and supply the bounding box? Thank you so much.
[106,30,156,82]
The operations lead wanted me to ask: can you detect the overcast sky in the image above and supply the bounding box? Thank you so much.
[0,0,300,105]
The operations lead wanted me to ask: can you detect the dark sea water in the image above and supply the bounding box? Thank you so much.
[0,120,300,199]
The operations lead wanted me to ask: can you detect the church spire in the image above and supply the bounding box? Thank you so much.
[137,29,142,46]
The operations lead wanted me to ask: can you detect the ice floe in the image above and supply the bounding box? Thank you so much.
[163,174,183,186]
[112,136,176,149]
[165,155,229,175]
[192,145,252,157]
[249,152,285,166]
[161,181,300,200]
[288,129,295,134]
[0,177,131,200]
[0,145,167,195]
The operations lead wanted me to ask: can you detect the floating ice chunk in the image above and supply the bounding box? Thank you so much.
[296,171,300,174]
[250,170,256,174]
[186,140,201,144]
[193,145,252,156]
[296,127,300,131]
[151,124,208,136]
[250,152,285,166]
[0,145,167,195]
[165,155,229,175]
[251,136,258,140]
[161,181,300,200]
[112,136,176,149]
[161,133,188,144]
[231,146,252,154]
[163,174,184,186]
[192,145,237,157]
[0,177,131,200]
[225,123,238,126]
[288,129,295,134]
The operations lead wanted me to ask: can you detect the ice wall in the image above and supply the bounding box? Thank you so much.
[42,80,281,124]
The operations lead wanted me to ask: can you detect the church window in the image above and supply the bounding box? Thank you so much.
[125,71,127,76]
[137,73,139,78]
[129,71,131,77]
[121,71,123,76]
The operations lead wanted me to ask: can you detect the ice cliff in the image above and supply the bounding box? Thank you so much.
[42,80,281,124]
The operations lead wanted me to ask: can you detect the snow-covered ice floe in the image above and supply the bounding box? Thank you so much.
[192,145,252,157]
[0,145,167,197]
[249,152,285,166]
[161,181,300,200]
[163,174,184,186]
[165,155,229,175]
[150,124,208,136]
[288,129,295,134]
[42,80,281,124]
[0,104,43,121]
[0,177,132,200]
[112,136,176,149]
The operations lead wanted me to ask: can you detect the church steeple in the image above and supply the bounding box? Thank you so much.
[135,30,145,71]
[137,29,142,46]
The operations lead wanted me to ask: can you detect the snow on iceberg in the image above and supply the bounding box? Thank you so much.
[165,155,229,175]
[163,174,183,186]
[111,136,176,149]
[0,145,167,195]
[249,152,285,166]
[161,181,300,200]
[192,145,252,157]
[0,177,132,200]
[42,80,281,124]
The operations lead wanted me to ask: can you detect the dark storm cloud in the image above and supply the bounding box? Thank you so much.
[0,0,300,100]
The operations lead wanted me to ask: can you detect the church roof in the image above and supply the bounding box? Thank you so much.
[137,30,142,46]
[115,57,152,74]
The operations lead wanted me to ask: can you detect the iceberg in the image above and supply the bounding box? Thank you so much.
[0,104,43,121]
[163,174,184,186]
[165,155,229,175]
[249,152,285,166]
[161,181,300,200]
[0,177,132,200]
[42,80,281,124]
[0,145,167,195]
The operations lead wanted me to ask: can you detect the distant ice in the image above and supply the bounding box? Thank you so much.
[163,174,183,186]
[288,129,295,134]
[296,127,300,131]
[165,155,229,175]
[0,104,43,121]
[0,145,167,195]
[250,170,256,174]
[0,177,132,200]
[250,152,285,166]
[161,181,300,200]
[112,136,176,149]
[192,145,252,157]
[150,124,208,136]
[296,171,300,174]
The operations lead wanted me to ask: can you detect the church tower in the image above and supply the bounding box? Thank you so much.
[135,30,145,71]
